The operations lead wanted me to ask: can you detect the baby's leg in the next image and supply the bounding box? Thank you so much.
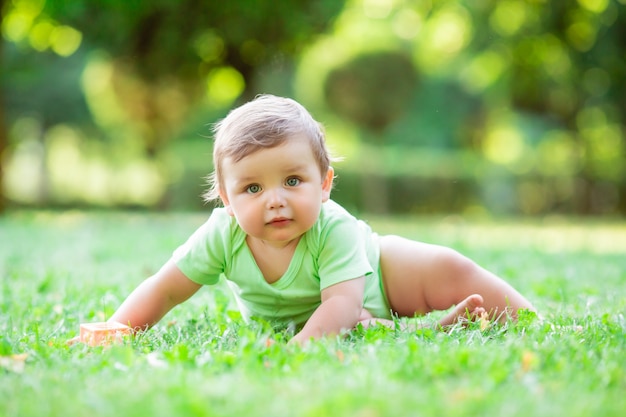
[379,235,535,323]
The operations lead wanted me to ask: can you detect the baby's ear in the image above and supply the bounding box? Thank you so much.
[321,167,334,202]
[218,190,235,216]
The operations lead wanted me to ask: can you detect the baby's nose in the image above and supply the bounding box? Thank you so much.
[266,188,286,209]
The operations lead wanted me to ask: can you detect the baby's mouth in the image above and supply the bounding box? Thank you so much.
[268,217,291,226]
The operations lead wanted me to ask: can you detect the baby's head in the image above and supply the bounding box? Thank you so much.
[204,95,334,203]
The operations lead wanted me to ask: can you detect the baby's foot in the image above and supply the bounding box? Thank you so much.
[439,294,486,327]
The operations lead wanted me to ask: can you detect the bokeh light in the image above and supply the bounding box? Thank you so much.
[205,66,245,108]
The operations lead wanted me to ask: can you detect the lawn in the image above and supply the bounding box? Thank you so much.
[1,210,625,417]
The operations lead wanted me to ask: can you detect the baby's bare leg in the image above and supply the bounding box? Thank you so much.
[379,235,535,323]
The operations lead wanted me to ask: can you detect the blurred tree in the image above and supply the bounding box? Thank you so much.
[325,51,417,137]
[3,44,93,205]
[43,0,347,155]
[300,0,626,215]
[4,0,626,214]
[466,0,626,214]
[0,0,6,212]
[1,0,346,209]
[324,50,417,213]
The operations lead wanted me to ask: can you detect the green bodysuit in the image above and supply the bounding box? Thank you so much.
[172,200,391,326]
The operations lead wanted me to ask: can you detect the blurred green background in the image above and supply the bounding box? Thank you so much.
[1,0,625,216]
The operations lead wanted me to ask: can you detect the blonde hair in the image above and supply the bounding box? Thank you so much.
[203,94,336,203]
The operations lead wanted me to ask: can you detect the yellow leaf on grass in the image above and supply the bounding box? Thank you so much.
[521,350,539,372]
[479,311,491,331]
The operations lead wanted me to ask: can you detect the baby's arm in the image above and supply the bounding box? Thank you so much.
[290,276,365,344]
[109,260,202,331]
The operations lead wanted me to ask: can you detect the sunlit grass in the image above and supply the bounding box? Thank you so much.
[1,211,624,417]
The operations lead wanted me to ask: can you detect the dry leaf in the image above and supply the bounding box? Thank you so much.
[479,311,491,331]
[521,350,538,372]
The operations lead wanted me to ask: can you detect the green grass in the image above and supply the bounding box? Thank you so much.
[1,211,625,417]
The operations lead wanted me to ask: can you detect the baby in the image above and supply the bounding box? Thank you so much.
[102,94,535,344]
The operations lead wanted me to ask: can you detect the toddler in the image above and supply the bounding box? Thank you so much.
[105,95,535,344]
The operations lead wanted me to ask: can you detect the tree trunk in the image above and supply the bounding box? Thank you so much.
[358,142,389,215]
[0,0,7,213]
[0,96,6,213]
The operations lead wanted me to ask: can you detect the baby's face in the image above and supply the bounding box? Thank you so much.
[219,135,333,248]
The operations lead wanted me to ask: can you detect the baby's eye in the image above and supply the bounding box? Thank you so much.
[246,184,261,194]
[285,177,300,187]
